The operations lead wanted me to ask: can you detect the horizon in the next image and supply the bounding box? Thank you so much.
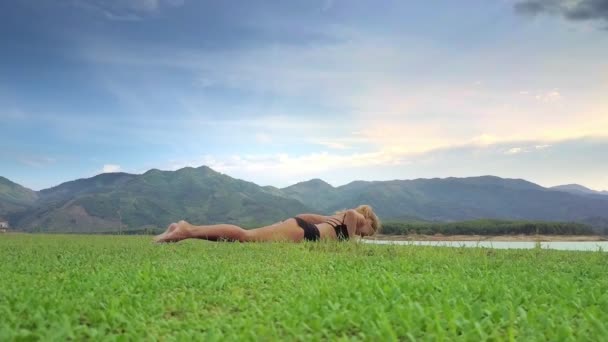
[2,1,607,191]
[3,164,607,193]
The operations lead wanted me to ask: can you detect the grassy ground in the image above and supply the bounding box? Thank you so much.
[1,234,607,341]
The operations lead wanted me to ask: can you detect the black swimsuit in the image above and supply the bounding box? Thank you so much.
[294,215,350,241]
[324,215,349,241]
[294,217,320,241]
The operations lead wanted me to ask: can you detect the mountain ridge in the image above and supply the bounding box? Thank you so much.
[0,176,38,220]
[551,184,608,197]
[2,168,608,232]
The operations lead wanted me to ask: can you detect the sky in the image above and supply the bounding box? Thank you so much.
[1,0,607,191]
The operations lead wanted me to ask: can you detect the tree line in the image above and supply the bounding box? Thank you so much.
[381,219,596,235]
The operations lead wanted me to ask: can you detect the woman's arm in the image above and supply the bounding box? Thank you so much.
[295,213,332,224]
[343,209,364,238]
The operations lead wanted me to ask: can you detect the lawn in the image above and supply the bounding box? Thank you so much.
[0,234,607,340]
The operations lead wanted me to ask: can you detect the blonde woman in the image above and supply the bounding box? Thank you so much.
[154,205,380,243]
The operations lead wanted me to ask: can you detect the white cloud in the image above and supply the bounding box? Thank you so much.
[205,150,409,176]
[505,144,551,155]
[519,89,562,103]
[535,90,562,102]
[313,140,351,150]
[155,136,608,189]
[505,147,524,155]
[77,23,608,173]
[102,164,122,173]
[471,134,499,146]
[162,147,412,186]
[170,140,547,182]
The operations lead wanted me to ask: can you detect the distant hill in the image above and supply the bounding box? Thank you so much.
[9,166,309,233]
[0,176,38,221]
[551,184,608,198]
[281,178,341,210]
[38,172,138,204]
[2,168,608,233]
[280,176,608,224]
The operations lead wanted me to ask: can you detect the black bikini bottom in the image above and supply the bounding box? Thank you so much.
[294,217,320,241]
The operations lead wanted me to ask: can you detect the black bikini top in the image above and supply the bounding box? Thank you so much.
[325,214,349,240]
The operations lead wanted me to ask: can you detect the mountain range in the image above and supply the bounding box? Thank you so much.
[550,184,608,199]
[1,166,607,233]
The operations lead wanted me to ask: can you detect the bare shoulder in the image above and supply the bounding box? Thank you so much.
[344,209,364,220]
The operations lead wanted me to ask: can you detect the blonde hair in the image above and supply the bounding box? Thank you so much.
[337,204,381,235]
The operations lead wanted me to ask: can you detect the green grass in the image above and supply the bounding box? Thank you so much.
[1,235,607,340]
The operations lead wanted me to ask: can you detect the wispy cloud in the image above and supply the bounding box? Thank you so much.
[505,147,524,155]
[174,149,410,182]
[70,0,185,20]
[312,140,352,150]
[17,156,56,168]
[101,164,121,173]
[3,0,608,191]
[161,137,581,187]
[519,89,562,102]
[515,0,608,27]
[77,28,608,153]
[535,90,562,102]
[470,134,500,146]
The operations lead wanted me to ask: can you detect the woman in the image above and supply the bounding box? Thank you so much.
[154,204,380,243]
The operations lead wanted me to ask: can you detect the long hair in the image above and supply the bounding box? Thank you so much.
[337,204,381,235]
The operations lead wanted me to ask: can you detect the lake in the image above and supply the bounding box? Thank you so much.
[363,239,608,252]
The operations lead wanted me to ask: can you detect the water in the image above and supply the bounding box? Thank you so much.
[363,239,608,252]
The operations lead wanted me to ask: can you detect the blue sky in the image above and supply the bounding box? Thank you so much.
[1,0,607,191]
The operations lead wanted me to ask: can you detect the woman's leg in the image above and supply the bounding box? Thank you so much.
[154,218,304,243]
[154,220,250,243]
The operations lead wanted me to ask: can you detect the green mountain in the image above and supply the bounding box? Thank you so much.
[283,176,608,223]
[281,178,340,211]
[2,168,608,233]
[0,176,38,221]
[551,184,608,198]
[12,166,309,233]
[14,172,140,232]
[38,172,137,203]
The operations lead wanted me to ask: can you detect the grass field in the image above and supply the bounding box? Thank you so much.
[1,234,607,340]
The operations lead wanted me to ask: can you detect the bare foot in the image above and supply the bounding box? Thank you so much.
[154,221,191,243]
